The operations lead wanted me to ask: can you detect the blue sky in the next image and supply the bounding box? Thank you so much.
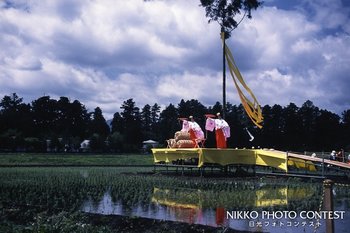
[1,0,349,119]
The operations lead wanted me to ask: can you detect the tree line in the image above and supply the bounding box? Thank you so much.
[0,93,349,153]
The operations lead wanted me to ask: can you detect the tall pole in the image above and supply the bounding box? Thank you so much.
[222,27,226,118]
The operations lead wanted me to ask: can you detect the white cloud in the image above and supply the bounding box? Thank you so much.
[156,71,222,101]
[0,0,349,119]
[223,4,350,113]
[302,0,350,31]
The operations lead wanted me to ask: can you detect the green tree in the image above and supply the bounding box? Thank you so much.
[89,107,110,138]
[259,105,273,148]
[141,104,153,140]
[0,93,33,136]
[207,101,223,115]
[56,97,71,135]
[177,99,208,123]
[69,100,90,139]
[31,96,58,138]
[111,112,123,134]
[0,94,32,151]
[120,99,142,151]
[298,100,319,150]
[341,109,350,150]
[108,131,124,152]
[314,110,341,151]
[89,133,106,152]
[0,93,23,109]
[200,0,262,38]
[158,104,179,143]
[88,107,110,152]
[150,103,161,140]
[151,103,160,124]
[282,103,302,150]
[267,104,284,149]
[110,112,125,152]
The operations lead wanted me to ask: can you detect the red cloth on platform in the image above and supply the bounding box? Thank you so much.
[215,128,227,148]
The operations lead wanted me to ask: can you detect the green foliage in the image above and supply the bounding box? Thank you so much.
[142,103,161,141]
[0,93,32,137]
[90,107,110,138]
[158,103,179,141]
[108,132,124,152]
[200,0,263,38]
[89,134,105,152]
[24,137,44,152]
[120,99,142,147]
[1,93,350,152]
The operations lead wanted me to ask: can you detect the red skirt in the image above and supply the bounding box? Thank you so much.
[215,128,227,148]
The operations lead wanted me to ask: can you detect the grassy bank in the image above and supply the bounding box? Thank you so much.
[0,153,154,166]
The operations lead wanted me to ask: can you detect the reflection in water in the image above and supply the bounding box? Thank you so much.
[151,186,314,209]
[81,182,348,233]
[82,190,218,227]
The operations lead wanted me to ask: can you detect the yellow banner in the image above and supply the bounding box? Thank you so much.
[221,32,263,128]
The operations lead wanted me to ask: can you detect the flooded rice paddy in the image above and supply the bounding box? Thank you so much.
[1,167,349,232]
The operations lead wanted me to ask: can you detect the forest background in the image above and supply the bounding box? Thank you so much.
[1,93,349,153]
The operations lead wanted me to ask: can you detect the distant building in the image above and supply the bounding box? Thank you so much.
[142,140,159,153]
[80,140,90,152]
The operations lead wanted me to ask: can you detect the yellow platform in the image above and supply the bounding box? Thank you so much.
[152,148,291,171]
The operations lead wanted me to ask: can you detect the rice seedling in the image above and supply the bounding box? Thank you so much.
[0,167,328,232]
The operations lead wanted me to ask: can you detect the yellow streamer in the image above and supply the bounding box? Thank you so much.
[221,32,263,128]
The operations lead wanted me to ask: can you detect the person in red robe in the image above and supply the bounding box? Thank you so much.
[205,113,230,149]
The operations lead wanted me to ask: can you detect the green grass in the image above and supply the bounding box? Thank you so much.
[0,153,154,166]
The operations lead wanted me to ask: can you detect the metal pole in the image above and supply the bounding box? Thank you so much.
[222,27,226,118]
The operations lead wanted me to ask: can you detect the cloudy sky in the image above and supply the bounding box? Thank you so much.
[1,0,349,119]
